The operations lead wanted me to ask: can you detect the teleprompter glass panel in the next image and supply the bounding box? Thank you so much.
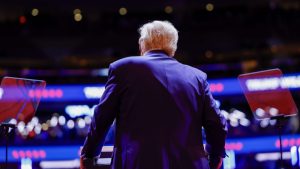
[0,77,46,123]
[238,69,298,120]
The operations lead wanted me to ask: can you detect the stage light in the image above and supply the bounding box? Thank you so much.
[255,152,291,162]
[269,107,279,116]
[101,146,114,152]
[97,158,112,165]
[83,87,105,99]
[228,109,247,126]
[164,6,173,14]
[240,118,250,127]
[9,118,17,125]
[84,116,92,125]
[67,120,75,129]
[270,119,277,126]
[281,75,300,88]
[22,128,29,136]
[255,108,265,117]
[50,116,58,127]
[298,147,300,167]
[74,13,82,22]
[92,68,109,76]
[73,9,81,15]
[206,3,214,12]
[231,110,245,119]
[18,122,25,133]
[27,122,34,132]
[260,119,269,128]
[221,110,229,119]
[58,116,66,126]
[19,16,27,25]
[291,146,298,166]
[40,160,80,169]
[215,100,221,108]
[21,158,32,169]
[31,8,39,16]
[209,83,224,92]
[73,9,82,22]
[77,118,86,128]
[223,150,236,169]
[29,89,64,99]
[65,105,95,118]
[119,7,127,15]
[42,123,49,131]
[31,117,39,126]
[34,124,42,135]
[205,50,213,59]
[230,120,239,127]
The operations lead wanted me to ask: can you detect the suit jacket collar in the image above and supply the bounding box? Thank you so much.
[144,50,169,57]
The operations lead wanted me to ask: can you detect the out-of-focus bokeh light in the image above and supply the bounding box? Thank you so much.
[74,13,83,22]
[9,118,17,125]
[50,116,58,127]
[18,121,25,133]
[119,7,127,15]
[34,124,42,134]
[58,116,66,126]
[19,16,26,24]
[73,8,83,22]
[206,3,214,12]
[260,119,269,128]
[31,117,39,126]
[205,50,214,59]
[67,119,75,129]
[42,123,49,131]
[27,123,34,132]
[84,116,92,125]
[240,118,250,127]
[31,8,39,16]
[77,118,86,128]
[164,6,173,14]
[73,9,81,15]
[230,119,239,127]
[21,158,32,169]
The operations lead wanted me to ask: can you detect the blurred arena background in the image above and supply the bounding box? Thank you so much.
[1,0,300,168]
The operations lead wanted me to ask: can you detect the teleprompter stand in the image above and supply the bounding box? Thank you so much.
[0,123,16,169]
[271,115,287,169]
[0,77,46,169]
[238,69,298,169]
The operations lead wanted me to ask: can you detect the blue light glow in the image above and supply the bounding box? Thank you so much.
[1,134,300,162]
[223,150,236,169]
[290,146,298,166]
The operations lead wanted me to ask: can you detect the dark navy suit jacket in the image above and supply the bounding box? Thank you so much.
[81,51,227,169]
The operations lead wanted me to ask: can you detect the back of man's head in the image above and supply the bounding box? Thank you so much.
[138,20,178,57]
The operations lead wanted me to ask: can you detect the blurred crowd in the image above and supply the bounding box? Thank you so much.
[1,106,298,146]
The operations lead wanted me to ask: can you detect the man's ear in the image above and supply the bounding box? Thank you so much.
[139,43,145,56]
[139,38,146,56]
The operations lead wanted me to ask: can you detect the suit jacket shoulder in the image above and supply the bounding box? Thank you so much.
[182,64,208,82]
[110,56,145,70]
